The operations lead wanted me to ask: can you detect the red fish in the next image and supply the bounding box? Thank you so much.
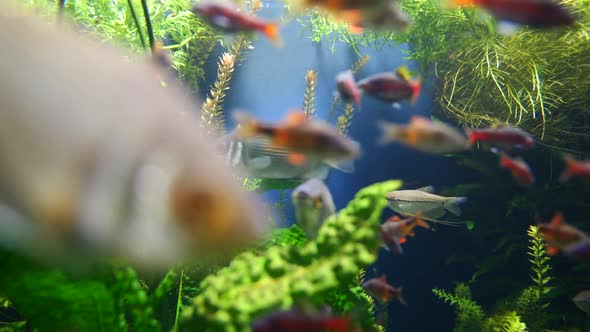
[467,126,534,150]
[335,70,361,106]
[450,0,575,28]
[499,154,535,186]
[538,212,589,256]
[251,309,352,332]
[559,154,590,183]
[379,212,429,254]
[362,275,406,305]
[357,66,421,104]
[192,2,281,45]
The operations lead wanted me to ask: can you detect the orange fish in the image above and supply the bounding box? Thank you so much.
[538,212,589,256]
[192,2,281,46]
[379,212,429,254]
[252,308,353,332]
[357,67,421,104]
[499,154,535,186]
[233,111,360,166]
[559,154,590,183]
[362,274,406,305]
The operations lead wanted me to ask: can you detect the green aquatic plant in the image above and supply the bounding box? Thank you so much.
[303,70,318,118]
[526,225,552,301]
[394,0,590,154]
[433,283,486,332]
[483,311,527,332]
[179,180,401,331]
[337,103,355,135]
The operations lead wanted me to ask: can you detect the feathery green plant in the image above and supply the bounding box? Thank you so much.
[337,103,355,135]
[303,70,318,118]
[527,225,552,301]
[178,180,401,331]
[434,283,486,332]
[483,311,527,332]
[393,0,590,154]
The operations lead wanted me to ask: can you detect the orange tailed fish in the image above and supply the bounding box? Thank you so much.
[233,111,360,166]
[192,1,282,46]
[379,212,429,254]
[251,308,353,332]
[537,212,589,256]
[0,1,268,270]
[362,274,406,305]
[358,66,421,104]
[467,126,534,150]
[447,0,575,28]
[499,154,535,186]
[378,117,469,154]
[559,154,590,183]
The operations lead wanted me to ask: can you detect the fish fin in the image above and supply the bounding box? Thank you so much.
[388,215,401,222]
[395,287,407,306]
[546,245,560,256]
[233,112,258,139]
[444,197,467,216]
[284,110,308,127]
[248,156,272,170]
[408,232,415,237]
[377,121,402,145]
[410,78,421,104]
[399,237,407,244]
[262,22,283,47]
[416,185,435,193]
[549,212,565,227]
[466,129,477,146]
[391,240,404,254]
[559,154,576,183]
[410,116,431,125]
[324,159,355,173]
[413,211,430,229]
[288,152,307,165]
[395,66,412,82]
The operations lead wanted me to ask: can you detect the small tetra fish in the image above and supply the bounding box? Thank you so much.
[559,154,590,183]
[448,0,576,28]
[538,212,589,256]
[386,186,467,219]
[467,126,534,150]
[378,117,469,154]
[499,154,535,186]
[218,133,341,180]
[335,70,361,106]
[233,110,361,166]
[572,290,590,315]
[380,212,429,254]
[292,178,336,239]
[357,66,421,104]
[192,2,281,45]
[251,308,352,332]
[362,274,406,305]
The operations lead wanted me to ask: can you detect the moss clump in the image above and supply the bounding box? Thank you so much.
[179,180,401,331]
[395,0,590,155]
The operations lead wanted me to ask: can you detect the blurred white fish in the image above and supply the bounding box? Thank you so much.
[386,186,467,219]
[573,290,590,315]
[292,178,336,239]
[0,1,268,270]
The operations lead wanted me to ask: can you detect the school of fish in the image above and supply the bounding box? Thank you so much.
[1,0,587,329]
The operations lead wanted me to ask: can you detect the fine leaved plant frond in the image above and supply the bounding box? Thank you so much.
[201,52,236,137]
[303,70,318,118]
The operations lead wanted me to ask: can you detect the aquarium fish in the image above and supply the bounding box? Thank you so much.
[378,117,469,154]
[357,67,421,104]
[379,212,429,254]
[573,290,590,315]
[0,3,268,270]
[218,133,343,179]
[448,0,576,28]
[192,2,281,45]
[233,111,360,166]
[349,1,412,33]
[499,154,535,186]
[292,178,336,239]
[559,154,590,183]
[251,308,352,332]
[467,126,534,150]
[538,212,589,256]
[386,186,467,219]
[362,275,406,305]
[562,239,590,261]
[335,70,361,106]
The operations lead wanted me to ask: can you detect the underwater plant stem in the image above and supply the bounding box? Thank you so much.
[174,269,184,330]
[127,0,147,50]
[140,0,154,51]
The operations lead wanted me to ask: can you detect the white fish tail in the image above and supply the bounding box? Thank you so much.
[377,121,402,145]
[444,197,467,216]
